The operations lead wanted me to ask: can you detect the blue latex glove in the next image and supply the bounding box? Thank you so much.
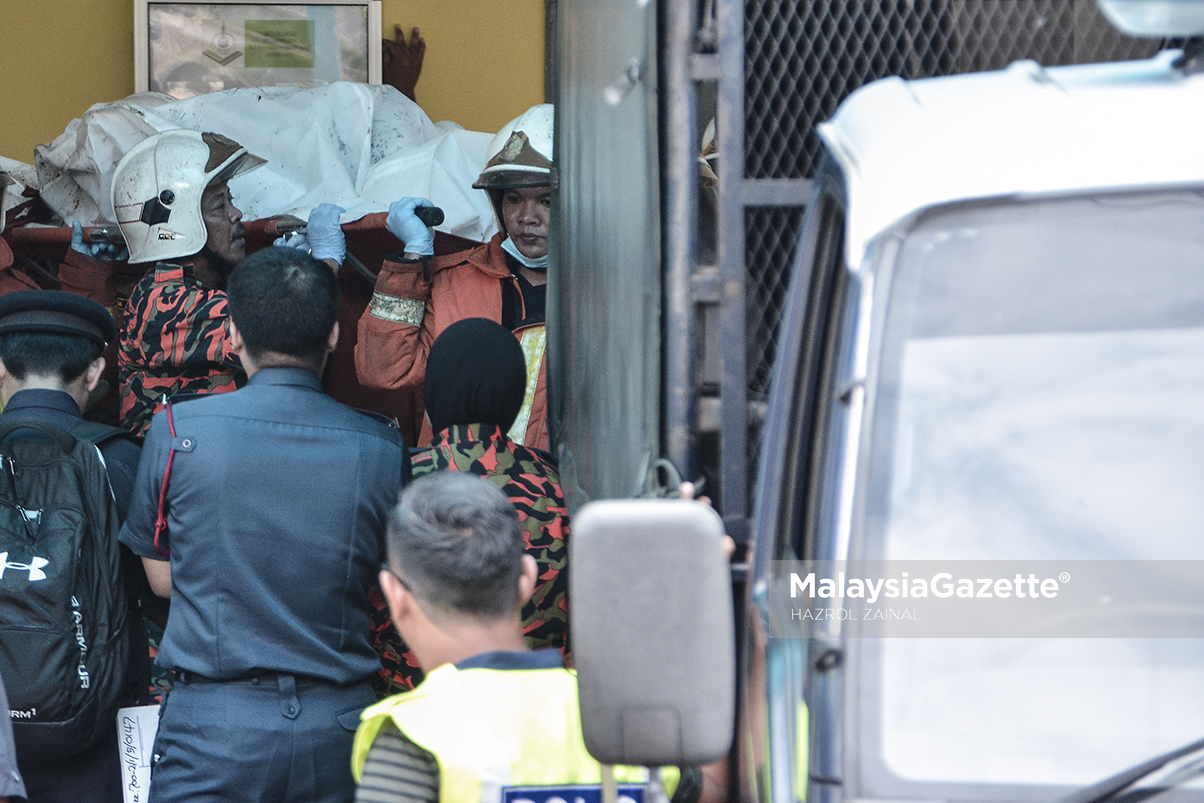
[386,196,436,256]
[306,204,346,264]
[71,221,129,261]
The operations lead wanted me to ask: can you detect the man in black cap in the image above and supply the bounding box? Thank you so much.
[0,289,150,803]
[0,291,140,516]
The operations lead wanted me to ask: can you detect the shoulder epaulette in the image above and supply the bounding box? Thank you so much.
[349,407,401,431]
[164,392,208,407]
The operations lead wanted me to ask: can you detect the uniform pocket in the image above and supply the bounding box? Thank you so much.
[336,706,364,732]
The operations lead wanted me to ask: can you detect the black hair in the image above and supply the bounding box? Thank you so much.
[386,472,525,623]
[225,246,341,366]
[424,318,526,434]
[0,332,102,383]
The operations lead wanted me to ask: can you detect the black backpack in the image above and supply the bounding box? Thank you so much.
[0,418,132,761]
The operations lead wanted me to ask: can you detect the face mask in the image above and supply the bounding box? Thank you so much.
[501,236,549,271]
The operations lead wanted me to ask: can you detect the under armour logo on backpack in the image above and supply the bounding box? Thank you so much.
[0,552,49,582]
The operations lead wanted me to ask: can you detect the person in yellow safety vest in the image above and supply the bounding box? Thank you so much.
[352,471,701,803]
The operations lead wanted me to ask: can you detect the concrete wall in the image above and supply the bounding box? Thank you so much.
[0,0,545,164]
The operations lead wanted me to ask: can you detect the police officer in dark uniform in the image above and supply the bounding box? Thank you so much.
[119,247,411,803]
[0,290,151,803]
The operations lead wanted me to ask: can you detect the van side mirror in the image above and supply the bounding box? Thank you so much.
[570,499,735,767]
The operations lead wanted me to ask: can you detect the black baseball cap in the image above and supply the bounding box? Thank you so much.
[0,290,116,348]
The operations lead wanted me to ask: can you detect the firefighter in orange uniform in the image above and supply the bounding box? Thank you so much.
[355,104,555,453]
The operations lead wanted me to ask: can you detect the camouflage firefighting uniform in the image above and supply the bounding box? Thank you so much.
[118,261,243,435]
[370,422,569,696]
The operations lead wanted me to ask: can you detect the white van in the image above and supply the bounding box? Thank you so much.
[574,17,1204,803]
[742,42,1204,803]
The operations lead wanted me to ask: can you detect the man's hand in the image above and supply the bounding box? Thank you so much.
[681,481,736,558]
[383,25,425,102]
[306,203,347,265]
[386,197,437,257]
[71,220,129,261]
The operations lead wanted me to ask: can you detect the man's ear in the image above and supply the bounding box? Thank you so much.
[326,321,340,354]
[83,355,105,393]
[228,319,245,356]
[518,554,538,606]
[380,567,412,623]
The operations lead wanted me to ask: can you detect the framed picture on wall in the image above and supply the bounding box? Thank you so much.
[135,0,382,99]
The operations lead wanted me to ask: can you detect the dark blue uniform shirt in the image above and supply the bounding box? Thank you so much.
[119,367,410,684]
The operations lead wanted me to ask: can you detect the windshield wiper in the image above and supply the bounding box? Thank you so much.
[1060,737,1204,803]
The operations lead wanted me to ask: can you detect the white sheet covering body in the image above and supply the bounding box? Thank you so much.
[33,82,497,242]
[0,156,38,231]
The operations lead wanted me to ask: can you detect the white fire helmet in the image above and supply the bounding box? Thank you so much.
[111,130,265,264]
[473,104,554,190]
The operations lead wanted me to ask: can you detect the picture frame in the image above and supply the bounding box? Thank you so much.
[134,0,383,99]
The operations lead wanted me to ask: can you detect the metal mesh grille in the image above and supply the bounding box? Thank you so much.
[744,0,1175,180]
[746,205,803,468]
[736,0,1178,495]
[747,206,802,398]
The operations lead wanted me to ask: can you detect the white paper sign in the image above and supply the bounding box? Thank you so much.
[117,704,160,803]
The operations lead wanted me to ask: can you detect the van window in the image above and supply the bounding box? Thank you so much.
[870,190,1204,563]
[853,191,1204,798]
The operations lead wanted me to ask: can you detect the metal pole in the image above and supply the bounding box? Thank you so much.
[717,0,749,542]
[663,0,701,483]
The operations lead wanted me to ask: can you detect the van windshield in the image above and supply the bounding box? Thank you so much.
[856,190,1204,800]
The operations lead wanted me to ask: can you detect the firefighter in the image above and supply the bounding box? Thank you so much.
[110,130,345,435]
[355,104,555,453]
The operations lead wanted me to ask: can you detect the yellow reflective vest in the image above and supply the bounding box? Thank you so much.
[352,656,679,803]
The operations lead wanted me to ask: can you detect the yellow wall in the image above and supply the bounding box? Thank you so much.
[385,0,546,133]
[0,1,136,165]
[0,0,544,165]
